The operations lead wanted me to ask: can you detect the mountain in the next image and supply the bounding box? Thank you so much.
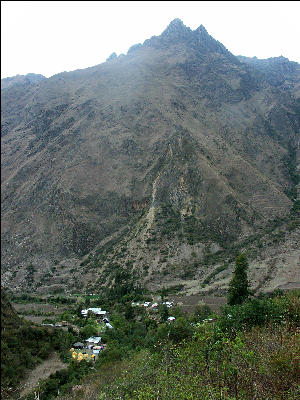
[1,19,299,295]
[1,73,46,91]
[237,55,300,92]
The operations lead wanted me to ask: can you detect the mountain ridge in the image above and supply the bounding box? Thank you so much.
[1,20,299,295]
[1,73,46,91]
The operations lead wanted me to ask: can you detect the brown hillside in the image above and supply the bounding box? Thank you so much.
[1,19,299,294]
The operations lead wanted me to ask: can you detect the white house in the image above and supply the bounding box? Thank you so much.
[85,336,102,348]
[163,301,173,308]
[81,308,108,318]
[167,316,176,322]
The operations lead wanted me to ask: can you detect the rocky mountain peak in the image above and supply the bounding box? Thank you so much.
[166,18,186,30]
[151,19,231,59]
[161,18,192,38]
[195,24,208,34]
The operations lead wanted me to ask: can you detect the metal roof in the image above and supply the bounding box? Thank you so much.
[86,336,101,343]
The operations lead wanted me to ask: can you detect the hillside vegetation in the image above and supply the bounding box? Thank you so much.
[1,290,77,399]
[26,289,300,400]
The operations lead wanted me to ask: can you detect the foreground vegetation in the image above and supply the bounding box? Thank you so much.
[15,289,299,400]
[98,324,299,399]
[1,322,77,398]
[80,290,300,400]
[2,257,300,400]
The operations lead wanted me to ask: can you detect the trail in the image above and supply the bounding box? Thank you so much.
[19,352,67,398]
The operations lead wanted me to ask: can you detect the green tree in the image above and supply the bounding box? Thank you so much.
[227,253,250,306]
[80,323,98,338]
[158,304,169,322]
[192,304,211,322]
[124,303,134,320]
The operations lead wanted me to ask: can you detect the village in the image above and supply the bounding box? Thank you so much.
[11,291,220,377]
[41,300,180,362]
[7,291,232,398]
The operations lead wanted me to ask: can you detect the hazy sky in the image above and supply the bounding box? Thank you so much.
[1,1,300,79]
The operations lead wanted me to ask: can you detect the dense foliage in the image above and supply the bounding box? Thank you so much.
[95,291,300,400]
[1,323,77,398]
[2,288,299,400]
[227,253,250,306]
[22,290,300,400]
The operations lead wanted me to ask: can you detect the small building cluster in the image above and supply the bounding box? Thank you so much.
[131,300,174,309]
[72,336,107,360]
[69,308,113,361]
[162,301,174,308]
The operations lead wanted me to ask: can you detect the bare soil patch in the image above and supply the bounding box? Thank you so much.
[13,303,68,314]
[12,303,69,324]
[169,294,227,314]
[22,315,47,324]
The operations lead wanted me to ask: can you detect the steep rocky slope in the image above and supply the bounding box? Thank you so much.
[1,19,299,294]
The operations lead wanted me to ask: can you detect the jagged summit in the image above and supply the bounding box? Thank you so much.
[195,24,208,34]
[163,18,190,33]
[135,19,231,59]
[163,19,209,37]
[159,18,193,42]
[167,18,185,26]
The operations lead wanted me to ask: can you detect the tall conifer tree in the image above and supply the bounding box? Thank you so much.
[227,253,250,305]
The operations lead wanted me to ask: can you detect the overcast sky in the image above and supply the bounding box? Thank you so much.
[1,1,300,79]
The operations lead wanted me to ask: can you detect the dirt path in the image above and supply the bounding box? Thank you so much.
[19,352,67,398]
